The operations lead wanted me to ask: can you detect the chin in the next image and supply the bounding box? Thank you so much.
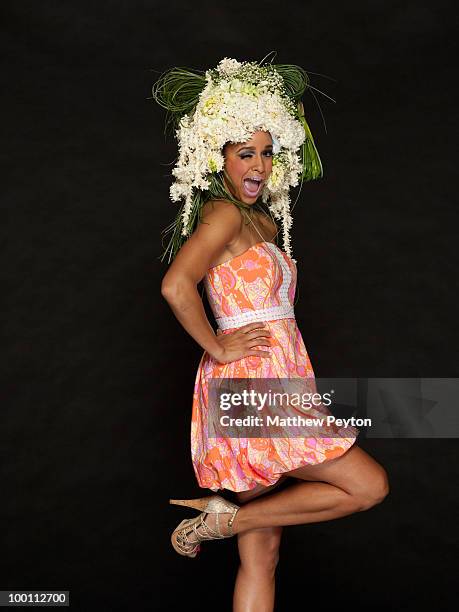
[240,196,258,205]
[231,189,257,205]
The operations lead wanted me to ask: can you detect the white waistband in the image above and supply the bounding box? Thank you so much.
[216,304,295,330]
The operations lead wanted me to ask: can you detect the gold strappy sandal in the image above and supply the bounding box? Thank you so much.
[169,495,240,558]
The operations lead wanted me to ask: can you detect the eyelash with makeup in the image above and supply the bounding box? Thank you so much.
[239,151,273,159]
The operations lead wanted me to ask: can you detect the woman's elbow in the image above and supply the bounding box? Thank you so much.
[161,275,196,302]
[161,277,177,301]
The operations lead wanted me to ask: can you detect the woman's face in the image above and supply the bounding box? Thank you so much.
[223,130,273,204]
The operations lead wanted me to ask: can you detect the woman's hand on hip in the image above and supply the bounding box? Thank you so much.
[213,321,272,364]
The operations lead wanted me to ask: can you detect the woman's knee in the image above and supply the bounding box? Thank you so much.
[357,466,390,511]
[238,527,283,575]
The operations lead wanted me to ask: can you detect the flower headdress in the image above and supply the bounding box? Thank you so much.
[152,54,324,263]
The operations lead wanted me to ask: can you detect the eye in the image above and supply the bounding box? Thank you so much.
[264,150,273,157]
[239,153,252,159]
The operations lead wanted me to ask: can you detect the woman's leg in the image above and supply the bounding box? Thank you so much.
[233,525,282,612]
[232,477,288,612]
[232,444,389,533]
[205,444,389,536]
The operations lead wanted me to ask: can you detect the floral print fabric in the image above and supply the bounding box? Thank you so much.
[191,242,359,492]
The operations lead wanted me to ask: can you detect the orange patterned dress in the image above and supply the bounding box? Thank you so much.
[191,240,359,492]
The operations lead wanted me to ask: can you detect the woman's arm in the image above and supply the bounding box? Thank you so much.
[160,201,242,361]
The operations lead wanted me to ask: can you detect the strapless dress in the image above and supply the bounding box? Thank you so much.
[190,241,359,492]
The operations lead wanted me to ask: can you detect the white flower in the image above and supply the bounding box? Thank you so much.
[216,58,242,77]
[169,57,308,260]
[271,134,281,154]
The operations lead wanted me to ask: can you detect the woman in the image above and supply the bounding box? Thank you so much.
[154,57,389,611]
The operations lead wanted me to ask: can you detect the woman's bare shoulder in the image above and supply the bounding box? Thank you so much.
[201,198,239,218]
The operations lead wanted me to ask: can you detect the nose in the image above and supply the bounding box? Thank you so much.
[251,153,267,175]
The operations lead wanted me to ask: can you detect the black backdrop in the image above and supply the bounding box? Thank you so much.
[2,1,458,610]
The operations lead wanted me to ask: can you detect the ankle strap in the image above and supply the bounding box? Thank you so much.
[227,507,238,536]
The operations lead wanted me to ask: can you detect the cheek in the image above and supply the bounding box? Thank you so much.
[225,158,245,180]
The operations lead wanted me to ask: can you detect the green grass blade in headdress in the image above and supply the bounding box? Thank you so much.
[270,64,323,181]
[151,67,207,136]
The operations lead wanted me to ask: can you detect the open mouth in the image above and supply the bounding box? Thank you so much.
[242,177,264,198]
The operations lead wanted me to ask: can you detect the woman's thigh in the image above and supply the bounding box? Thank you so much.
[286,443,389,501]
[236,523,283,570]
[234,474,290,506]
[231,475,290,563]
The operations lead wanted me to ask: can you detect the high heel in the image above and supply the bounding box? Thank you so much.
[169,495,240,558]
[169,498,210,511]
